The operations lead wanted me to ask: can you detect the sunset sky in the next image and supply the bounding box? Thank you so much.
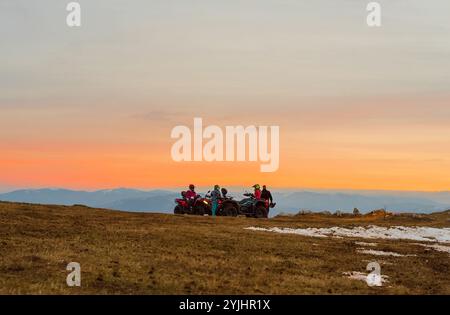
[1,0,450,192]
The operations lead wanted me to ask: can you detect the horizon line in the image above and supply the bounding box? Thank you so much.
[1,186,449,194]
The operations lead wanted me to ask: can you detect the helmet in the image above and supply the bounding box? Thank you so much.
[253,184,260,190]
[189,184,195,190]
[214,184,220,190]
[263,185,267,189]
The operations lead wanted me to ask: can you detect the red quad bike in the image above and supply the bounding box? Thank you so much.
[174,191,211,216]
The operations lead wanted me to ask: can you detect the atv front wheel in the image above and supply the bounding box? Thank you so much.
[222,204,238,217]
[194,204,207,216]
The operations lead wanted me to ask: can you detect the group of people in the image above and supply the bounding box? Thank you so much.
[184,183,274,216]
[253,184,274,204]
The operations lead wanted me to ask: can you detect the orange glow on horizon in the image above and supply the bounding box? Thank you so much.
[1,96,449,192]
[2,147,449,192]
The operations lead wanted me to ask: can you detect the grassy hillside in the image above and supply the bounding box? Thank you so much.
[0,201,449,294]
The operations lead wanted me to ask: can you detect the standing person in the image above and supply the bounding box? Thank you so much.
[185,184,198,209]
[210,185,221,217]
[261,185,274,205]
[252,184,262,199]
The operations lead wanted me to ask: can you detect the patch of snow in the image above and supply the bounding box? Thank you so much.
[356,248,413,257]
[246,226,328,238]
[413,243,450,254]
[245,225,450,243]
[355,242,377,247]
[344,271,367,282]
[362,259,394,265]
[343,271,389,286]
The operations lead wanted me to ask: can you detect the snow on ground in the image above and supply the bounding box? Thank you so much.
[343,271,389,286]
[356,248,415,257]
[413,243,450,254]
[355,241,378,247]
[362,259,394,265]
[245,226,450,243]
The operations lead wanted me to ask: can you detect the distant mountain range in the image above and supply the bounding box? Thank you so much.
[0,188,178,213]
[0,188,449,216]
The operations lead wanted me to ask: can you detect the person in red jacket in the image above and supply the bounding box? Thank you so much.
[185,184,198,208]
[252,184,262,199]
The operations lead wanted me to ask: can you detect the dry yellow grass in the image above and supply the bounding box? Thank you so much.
[0,201,449,294]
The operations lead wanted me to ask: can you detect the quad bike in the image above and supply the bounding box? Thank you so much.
[238,192,275,218]
[174,191,211,215]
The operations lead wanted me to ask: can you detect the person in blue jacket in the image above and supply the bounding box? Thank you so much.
[210,184,221,217]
